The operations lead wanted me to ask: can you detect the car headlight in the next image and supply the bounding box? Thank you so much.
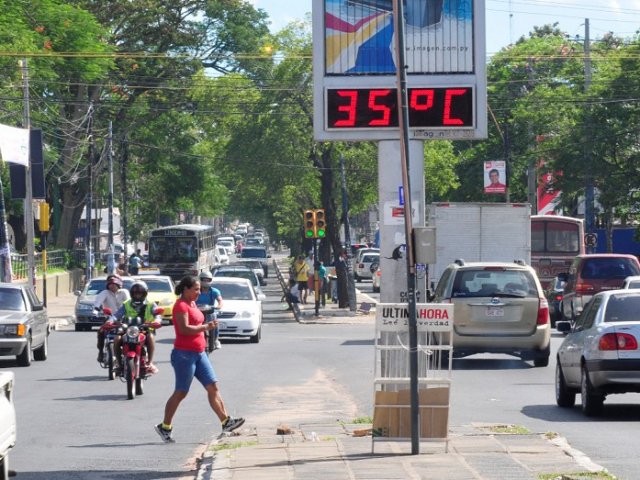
[238,310,255,319]
[159,299,173,306]
[0,324,25,336]
[77,303,94,313]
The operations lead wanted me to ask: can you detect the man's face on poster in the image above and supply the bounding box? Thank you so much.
[489,171,499,184]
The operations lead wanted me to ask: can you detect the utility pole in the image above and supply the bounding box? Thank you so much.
[393,0,420,455]
[339,155,356,312]
[85,103,94,281]
[106,121,115,275]
[583,19,595,252]
[526,58,537,213]
[121,139,129,258]
[19,59,36,291]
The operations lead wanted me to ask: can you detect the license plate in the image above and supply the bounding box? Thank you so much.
[485,307,504,317]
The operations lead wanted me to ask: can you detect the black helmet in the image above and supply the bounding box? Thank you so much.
[129,280,148,306]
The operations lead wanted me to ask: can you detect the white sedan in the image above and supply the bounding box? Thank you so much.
[355,253,380,281]
[556,289,640,416]
[211,277,262,343]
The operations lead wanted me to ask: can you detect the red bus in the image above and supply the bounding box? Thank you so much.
[531,215,585,289]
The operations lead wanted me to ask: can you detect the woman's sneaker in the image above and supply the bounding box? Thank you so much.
[213,339,222,350]
[222,416,245,433]
[155,424,175,443]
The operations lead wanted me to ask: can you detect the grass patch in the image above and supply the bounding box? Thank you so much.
[544,432,559,440]
[210,440,258,452]
[488,424,531,435]
[538,471,616,480]
[351,416,373,424]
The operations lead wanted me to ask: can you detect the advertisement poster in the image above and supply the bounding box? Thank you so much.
[483,160,506,194]
[325,0,474,75]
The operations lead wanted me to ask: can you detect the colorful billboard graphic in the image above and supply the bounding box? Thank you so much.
[483,160,506,194]
[325,0,474,75]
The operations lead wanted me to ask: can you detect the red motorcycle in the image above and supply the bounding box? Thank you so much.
[119,309,163,400]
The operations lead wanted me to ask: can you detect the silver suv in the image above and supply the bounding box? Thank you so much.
[431,259,551,367]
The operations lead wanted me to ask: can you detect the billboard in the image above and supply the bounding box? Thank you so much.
[325,0,473,75]
[483,160,506,194]
[313,0,487,141]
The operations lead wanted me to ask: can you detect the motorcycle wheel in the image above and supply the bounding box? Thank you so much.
[136,377,144,396]
[107,348,115,381]
[126,357,136,400]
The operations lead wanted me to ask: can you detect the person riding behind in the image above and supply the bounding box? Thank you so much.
[96,275,130,363]
[113,280,161,374]
[196,271,223,350]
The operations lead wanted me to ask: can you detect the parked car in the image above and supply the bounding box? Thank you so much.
[132,275,176,323]
[74,276,135,331]
[212,265,265,299]
[240,246,270,278]
[0,371,16,477]
[0,284,51,366]
[355,253,380,281]
[561,254,640,322]
[556,289,640,416]
[430,259,551,367]
[622,275,640,289]
[372,264,381,293]
[545,273,567,327]
[211,277,262,343]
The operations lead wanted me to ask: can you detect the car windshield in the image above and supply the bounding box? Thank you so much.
[214,270,257,286]
[214,283,254,300]
[85,279,134,296]
[241,248,266,258]
[0,288,25,311]
[604,294,640,322]
[582,258,640,280]
[452,269,538,298]
[143,279,173,293]
[362,254,379,263]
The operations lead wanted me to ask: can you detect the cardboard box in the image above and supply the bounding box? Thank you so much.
[373,387,449,439]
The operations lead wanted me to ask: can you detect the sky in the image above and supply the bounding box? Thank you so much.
[251,0,640,55]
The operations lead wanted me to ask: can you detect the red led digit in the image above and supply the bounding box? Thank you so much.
[443,88,467,125]
[368,89,392,126]
[334,90,358,127]
[410,89,434,111]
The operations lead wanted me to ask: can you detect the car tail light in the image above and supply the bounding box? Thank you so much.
[599,333,639,351]
[554,294,563,302]
[575,282,595,294]
[358,263,364,268]
[537,298,549,325]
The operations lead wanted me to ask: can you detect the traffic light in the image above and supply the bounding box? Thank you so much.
[314,209,326,238]
[304,209,316,238]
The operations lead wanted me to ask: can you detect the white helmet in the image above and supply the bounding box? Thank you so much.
[199,270,213,281]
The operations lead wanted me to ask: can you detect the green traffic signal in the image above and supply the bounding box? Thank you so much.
[304,209,315,238]
[315,208,326,238]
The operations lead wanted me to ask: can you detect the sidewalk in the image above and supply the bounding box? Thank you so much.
[198,422,606,480]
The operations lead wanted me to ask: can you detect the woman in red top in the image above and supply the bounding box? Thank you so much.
[155,275,244,443]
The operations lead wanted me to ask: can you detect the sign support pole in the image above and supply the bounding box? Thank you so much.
[393,0,420,455]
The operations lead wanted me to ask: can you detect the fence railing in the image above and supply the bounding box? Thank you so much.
[10,250,70,280]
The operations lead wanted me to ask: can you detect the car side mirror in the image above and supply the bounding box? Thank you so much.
[556,320,572,334]
[33,304,44,312]
[257,293,266,301]
[74,290,81,296]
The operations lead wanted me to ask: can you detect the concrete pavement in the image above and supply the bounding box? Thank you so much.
[42,287,612,480]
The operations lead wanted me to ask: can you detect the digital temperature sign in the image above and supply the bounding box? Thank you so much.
[326,87,473,130]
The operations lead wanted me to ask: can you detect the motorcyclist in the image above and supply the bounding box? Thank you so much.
[113,280,160,374]
[95,275,130,363]
[196,270,223,350]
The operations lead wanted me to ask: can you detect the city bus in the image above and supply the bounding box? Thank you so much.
[147,224,217,281]
[531,215,585,289]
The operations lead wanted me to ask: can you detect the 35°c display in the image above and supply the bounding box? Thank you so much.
[326,87,474,130]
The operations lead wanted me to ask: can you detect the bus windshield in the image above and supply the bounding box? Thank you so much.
[532,219,581,254]
[149,237,197,263]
